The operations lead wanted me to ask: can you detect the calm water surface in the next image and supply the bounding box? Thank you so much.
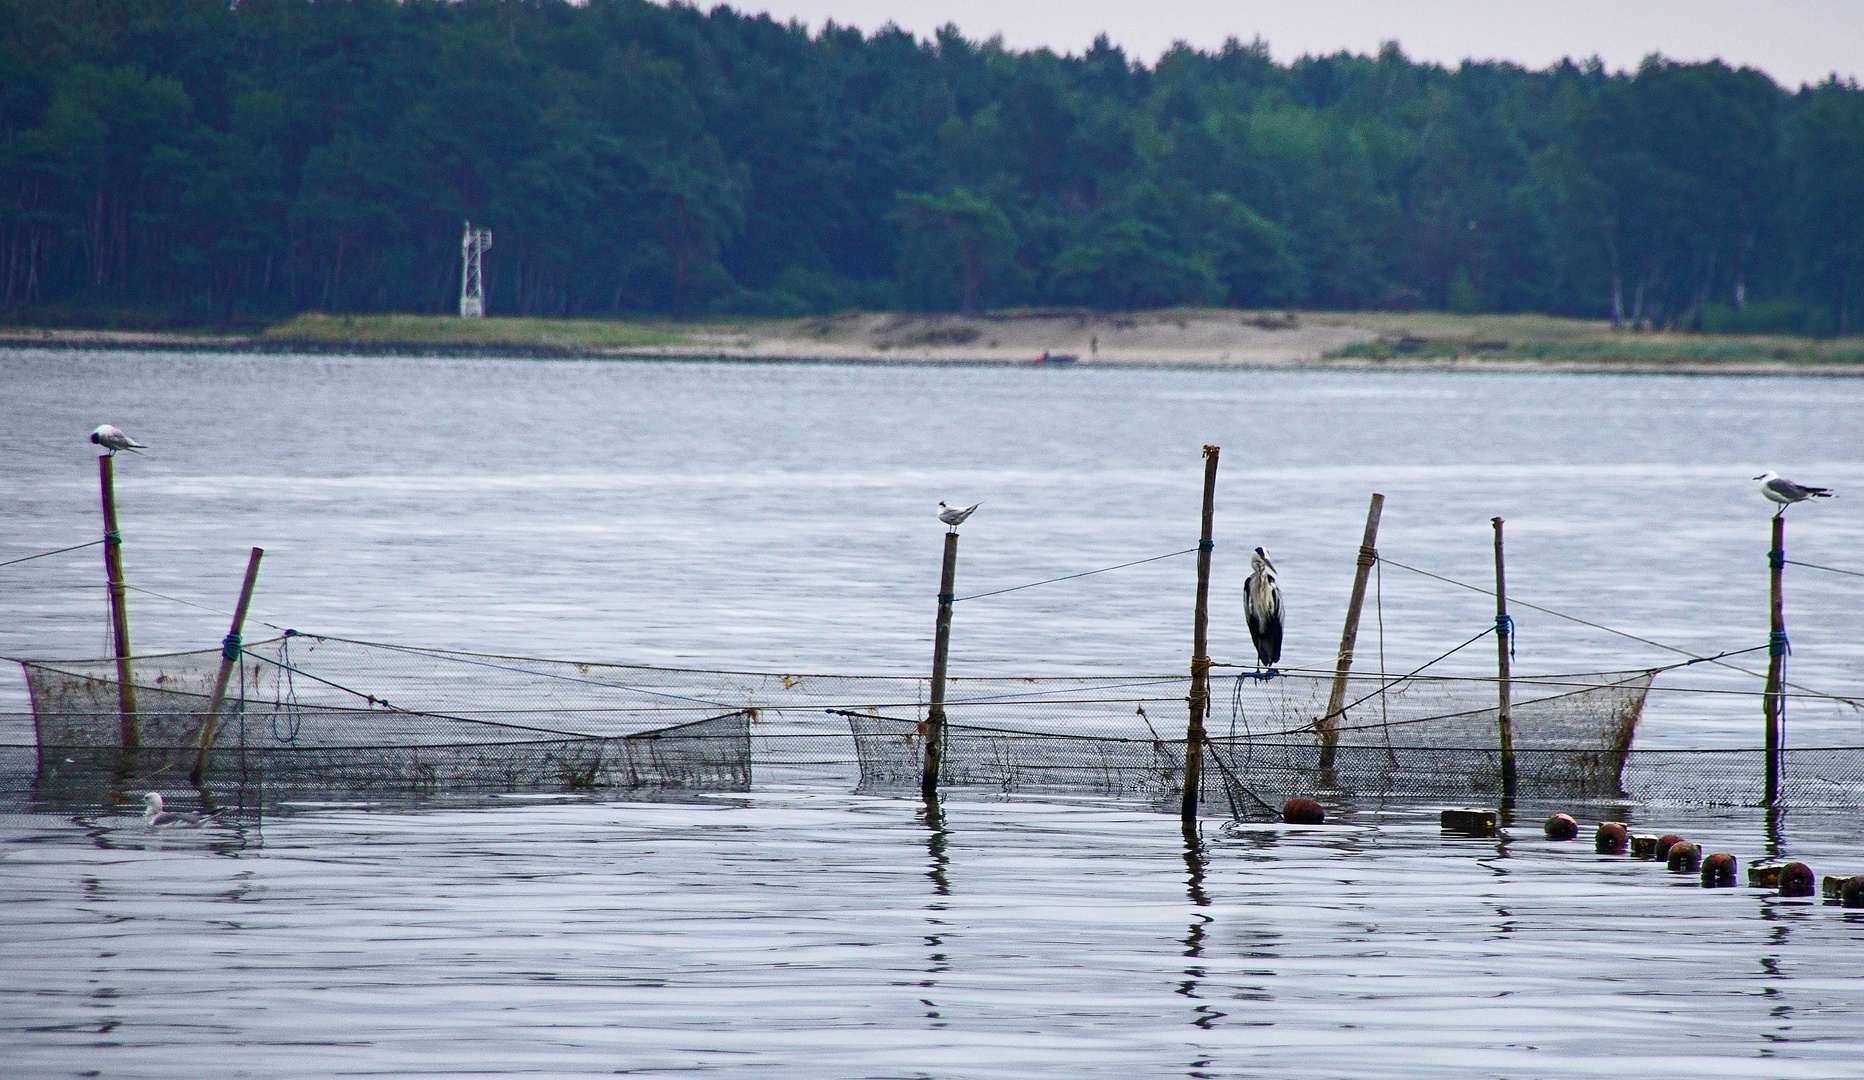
[2,351,1862,1077]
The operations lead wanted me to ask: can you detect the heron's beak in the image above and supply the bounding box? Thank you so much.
[1752,474,1765,481]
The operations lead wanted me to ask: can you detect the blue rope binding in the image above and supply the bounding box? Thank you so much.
[1770,630,1790,657]
[1495,612,1516,661]
[221,632,242,661]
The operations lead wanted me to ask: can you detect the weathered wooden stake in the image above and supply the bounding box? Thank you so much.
[1763,513,1786,807]
[1318,493,1385,769]
[191,546,265,785]
[1181,445,1220,828]
[98,453,138,750]
[1492,517,1517,802]
[923,530,960,800]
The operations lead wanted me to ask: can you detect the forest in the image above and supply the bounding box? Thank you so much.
[3,0,1863,332]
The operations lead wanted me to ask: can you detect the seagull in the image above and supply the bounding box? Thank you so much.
[1244,547,1283,669]
[937,501,980,530]
[90,425,147,455]
[1754,471,1834,515]
[142,792,210,829]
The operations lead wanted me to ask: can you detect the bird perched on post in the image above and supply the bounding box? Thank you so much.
[1244,546,1283,670]
[938,501,980,531]
[1754,471,1833,515]
[141,792,210,829]
[90,425,146,455]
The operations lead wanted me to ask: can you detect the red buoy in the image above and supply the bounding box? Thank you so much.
[1666,841,1701,872]
[1654,834,1684,861]
[1283,797,1324,825]
[1595,822,1627,854]
[1701,852,1737,887]
[1779,862,1816,897]
[1544,813,1578,840]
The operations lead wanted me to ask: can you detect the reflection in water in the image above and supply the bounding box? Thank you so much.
[1766,804,1787,860]
[1179,834,1225,1036]
[919,794,949,1027]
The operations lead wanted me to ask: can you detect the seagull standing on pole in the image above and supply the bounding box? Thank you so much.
[1244,546,1283,670]
[1754,471,1834,516]
[938,501,980,531]
[90,425,146,456]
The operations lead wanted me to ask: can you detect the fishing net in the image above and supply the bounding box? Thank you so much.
[20,635,756,801]
[12,634,1864,813]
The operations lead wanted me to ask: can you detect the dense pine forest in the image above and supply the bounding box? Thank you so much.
[3,0,1862,331]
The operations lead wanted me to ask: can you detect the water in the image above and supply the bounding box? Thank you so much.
[3,351,1863,1076]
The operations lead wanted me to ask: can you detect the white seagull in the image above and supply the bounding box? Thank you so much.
[90,425,147,455]
[1244,547,1283,669]
[938,501,980,530]
[142,792,210,830]
[1754,471,1834,515]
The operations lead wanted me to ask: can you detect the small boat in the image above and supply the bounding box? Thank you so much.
[1035,351,1078,364]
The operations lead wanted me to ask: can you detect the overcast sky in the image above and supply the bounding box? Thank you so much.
[728,0,1863,88]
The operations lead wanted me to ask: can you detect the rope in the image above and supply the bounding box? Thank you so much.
[0,539,104,569]
[1496,612,1515,661]
[1376,554,1862,709]
[314,635,738,710]
[115,584,294,632]
[240,650,638,739]
[1785,559,1864,579]
[953,547,1198,602]
[1315,624,1503,730]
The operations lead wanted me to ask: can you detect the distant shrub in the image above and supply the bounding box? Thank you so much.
[1701,301,1838,336]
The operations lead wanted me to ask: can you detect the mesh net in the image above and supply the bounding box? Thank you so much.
[21,635,755,800]
[11,634,1864,813]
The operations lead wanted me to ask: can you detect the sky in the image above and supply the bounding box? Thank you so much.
[728,0,1864,88]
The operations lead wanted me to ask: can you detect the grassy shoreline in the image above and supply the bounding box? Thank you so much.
[2,309,1860,372]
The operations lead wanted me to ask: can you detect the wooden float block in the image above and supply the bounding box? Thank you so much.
[1822,874,1864,904]
[1630,834,1659,859]
[1440,808,1497,836]
[1748,862,1785,888]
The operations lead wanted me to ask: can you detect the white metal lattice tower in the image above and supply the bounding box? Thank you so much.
[459,220,492,318]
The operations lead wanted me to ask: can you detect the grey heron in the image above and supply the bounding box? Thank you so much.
[938,501,980,530]
[1244,546,1283,669]
[141,792,209,829]
[90,425,146,455]
[1754,471,1833,515]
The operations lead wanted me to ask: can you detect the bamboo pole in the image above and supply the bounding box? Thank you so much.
[190,546,265,786]
[1181,445,1220,828]
[1318,493,1385,769]
[98,453,138,750]
[1492,517,1517,802]
[923,530,960,800]
[1763,513,1786,807]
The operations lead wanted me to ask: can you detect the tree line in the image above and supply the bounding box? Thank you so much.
[3,0,1862,332]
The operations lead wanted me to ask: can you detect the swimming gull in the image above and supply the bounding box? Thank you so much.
[1754,471,1834,514]
[142,792,210,829]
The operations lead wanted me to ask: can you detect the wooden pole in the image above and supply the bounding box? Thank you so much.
[1492,517,1517,802]
[191,546,265,785]
[98,453,138,750]
[1181,445,1220,828]
[923,530,960,800]
[1319,493,1385,769]
[1763,513,1786,807]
